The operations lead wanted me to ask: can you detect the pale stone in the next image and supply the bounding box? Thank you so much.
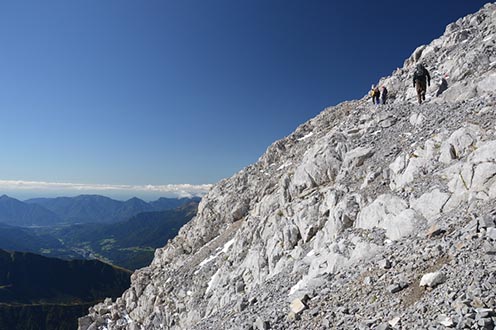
[356,194,408,231]
[388,316,401,327]
[471,162,496,193]
[342,146,374,168]
[439,125,483,164]
[410,189,450,221]
[356,194,423,239]
[477,72,496,92]
[389,140,437,190]
[437,314,454,327]
[487,227,496,240]
[291,134,345,193]
[470,140,496,163]
[420,271,447,288]
[290,298,307,315]
[409,112,424,126]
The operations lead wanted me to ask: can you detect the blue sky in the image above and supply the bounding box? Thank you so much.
[0,0,490,199]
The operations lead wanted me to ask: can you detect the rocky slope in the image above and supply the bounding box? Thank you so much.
[79,3,496,330]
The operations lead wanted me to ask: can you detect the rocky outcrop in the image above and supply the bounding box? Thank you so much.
[80,3,496,330]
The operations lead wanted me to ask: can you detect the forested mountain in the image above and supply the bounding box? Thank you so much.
[48,201,198,270]
[0,249,130,330]
[0,223,82,259]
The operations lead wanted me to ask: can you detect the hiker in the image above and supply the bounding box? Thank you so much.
[370,85,380,105]
[381,86,388,104]
[436,74,448,97]
[412,63,431,104]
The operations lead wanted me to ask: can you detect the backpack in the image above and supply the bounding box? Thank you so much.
[414,64,427,79]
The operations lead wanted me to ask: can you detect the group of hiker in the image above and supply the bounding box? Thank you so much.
[370,85,388,105]
[370,63,440,105]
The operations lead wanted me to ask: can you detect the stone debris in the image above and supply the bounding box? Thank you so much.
[378,258,392,269]
[78,3,496,330]
[388,316,401,327]
[437,314,454,327]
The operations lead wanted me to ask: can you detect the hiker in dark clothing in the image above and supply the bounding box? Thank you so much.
[413,63,431,104]
[381,86,388,104]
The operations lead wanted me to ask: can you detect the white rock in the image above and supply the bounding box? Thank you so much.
[388,316,401,327]
[356,194,423,239]
[289,298,307,315]
[477,72,496,93]
[409,112,424,126]
[437,314,454,327]
[420,271,447,288]
[291,134,344,193]
[410,189,450,221]
[487,227,496,240]
[439,125,483,164]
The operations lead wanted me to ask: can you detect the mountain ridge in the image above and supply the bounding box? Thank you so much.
[0,194,199,226]
[0,195,61,227]
[80,3,496,330]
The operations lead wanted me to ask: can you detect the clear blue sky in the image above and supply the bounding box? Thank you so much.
[0,0,490,198]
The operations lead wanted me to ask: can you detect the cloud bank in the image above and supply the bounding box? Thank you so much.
[0,179,212,199]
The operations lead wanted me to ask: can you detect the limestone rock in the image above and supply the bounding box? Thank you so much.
[410,188,450,222]
[289,298,307,315]
[439,125,483,164]
[420,271,447,288]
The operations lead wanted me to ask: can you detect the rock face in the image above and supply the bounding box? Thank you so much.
[79,3,496,330]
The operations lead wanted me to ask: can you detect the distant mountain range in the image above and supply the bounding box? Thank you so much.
[0,249,130,330]
[0,197,200,270]
[0,194,200,227]
[0,195,61,226]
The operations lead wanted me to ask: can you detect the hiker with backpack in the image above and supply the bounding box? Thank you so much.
[370,85,380,105]
[412,63,431,104]
[381,86,388,104]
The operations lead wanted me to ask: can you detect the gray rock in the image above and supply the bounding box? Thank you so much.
[376,323,392,330]
[487,228,496,240]
[254,317,270,330]
[437,314,454,327]
[77,317,93,330]
[378,259,392,269]
[387,284,403,294]
[236,298,249,312]
[480,215,496,228]
[287,311,300,322]
[388,316,401,327]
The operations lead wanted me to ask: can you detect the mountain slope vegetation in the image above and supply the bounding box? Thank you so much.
[0,249,130,330]
[32,201,199,270]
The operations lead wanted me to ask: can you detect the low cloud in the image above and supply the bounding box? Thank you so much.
[0,179,212,199]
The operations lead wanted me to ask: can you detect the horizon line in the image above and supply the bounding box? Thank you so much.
[0,179,213,199]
